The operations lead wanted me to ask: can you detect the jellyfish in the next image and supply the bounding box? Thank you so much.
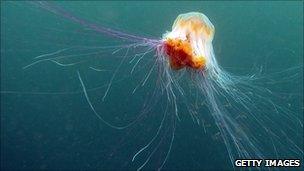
[3,2,303,170]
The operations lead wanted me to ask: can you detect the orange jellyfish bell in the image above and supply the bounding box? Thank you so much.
[163,12,215,70]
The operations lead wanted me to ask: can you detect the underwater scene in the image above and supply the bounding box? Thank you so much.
[1,1,303,170]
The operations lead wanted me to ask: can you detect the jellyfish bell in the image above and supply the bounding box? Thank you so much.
[162,12,215,71]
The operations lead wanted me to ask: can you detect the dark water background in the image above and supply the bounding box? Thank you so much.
[1,1,303,170]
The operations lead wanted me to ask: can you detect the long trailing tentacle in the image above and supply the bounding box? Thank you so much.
[132,99,169,162]
[30,1,160,44]
[77,70,140,130]
[195,64,303,167]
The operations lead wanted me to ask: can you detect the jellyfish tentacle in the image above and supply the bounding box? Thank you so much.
[132,101,168,162]
[77,70,139,130]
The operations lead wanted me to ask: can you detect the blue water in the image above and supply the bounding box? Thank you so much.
[1,1,303,170]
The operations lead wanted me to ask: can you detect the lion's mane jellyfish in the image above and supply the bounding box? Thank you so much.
[11,3,302,170]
